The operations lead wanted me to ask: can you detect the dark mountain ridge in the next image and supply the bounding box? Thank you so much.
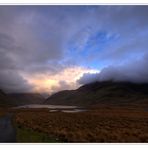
[45,81,148,106]
[0,89,11,106]
[0,90,45,107]
[1,81,148,107]
[9,93,45,106]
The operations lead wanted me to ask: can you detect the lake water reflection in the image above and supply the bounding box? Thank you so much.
[15,104,86,113]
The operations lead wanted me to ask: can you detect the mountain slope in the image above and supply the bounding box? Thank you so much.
[45,81,148,106]
[0,89,11,107]
[8,93,45,106]
[0,90,45,107]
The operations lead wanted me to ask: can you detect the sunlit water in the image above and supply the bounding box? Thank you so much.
[61,109,86,113]
[15,104,77,109]
[15,104,86,113]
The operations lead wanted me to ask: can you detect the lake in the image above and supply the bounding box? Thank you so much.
[15,104,77,109]
[14,104,86,113]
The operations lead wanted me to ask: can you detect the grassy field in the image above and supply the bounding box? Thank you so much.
[1,106,148,142]
[0,108,60,143]
[12,106,148,142]
[0,108,9,117]
[16,125,60,143]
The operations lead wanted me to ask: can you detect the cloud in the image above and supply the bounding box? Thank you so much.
[78,53,148,85]
[0,6,148,93]
[0,6,69,92]
[77,73,99,85]
[0,70,33,93]
[24,66,99,94]
[0,32,33,92]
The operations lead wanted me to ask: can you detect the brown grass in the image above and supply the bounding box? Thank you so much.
[13,106,148,142]
[0,107,10,117]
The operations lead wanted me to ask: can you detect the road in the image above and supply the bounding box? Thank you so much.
[0,114,16,143]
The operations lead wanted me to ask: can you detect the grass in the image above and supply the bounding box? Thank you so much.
[0,108,61,143]
[16,125,60,143]
[14,106,148,142]
[1,106,148,142]
[0,108,9,117]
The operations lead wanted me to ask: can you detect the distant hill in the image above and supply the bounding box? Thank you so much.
[0,89,11,107]
[0,90,45,107]
[44,81,148,107]
[8,93,45,106]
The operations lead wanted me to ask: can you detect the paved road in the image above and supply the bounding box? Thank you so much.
[0,114,16,143]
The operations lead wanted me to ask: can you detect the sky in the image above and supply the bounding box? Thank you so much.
[0,5,148,94]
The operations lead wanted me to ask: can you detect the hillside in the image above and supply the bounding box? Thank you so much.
[8,93,45,106]
[45,81,148,106]
[0,90,45,107]
[0,89,11,107]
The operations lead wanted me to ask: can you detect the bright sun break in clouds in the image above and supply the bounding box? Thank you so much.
[24,67,99,94]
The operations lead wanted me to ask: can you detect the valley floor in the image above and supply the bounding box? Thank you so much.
[1,106,148,143]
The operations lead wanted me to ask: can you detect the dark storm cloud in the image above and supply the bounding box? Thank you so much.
[0,29,33,92]
[0,6,67,92]
[0,70,33,93]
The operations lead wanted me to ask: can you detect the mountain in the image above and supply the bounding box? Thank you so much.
[0,89,11,107]
[0,90,45,107]
[44,81,148,107]
[8,93,45,106]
